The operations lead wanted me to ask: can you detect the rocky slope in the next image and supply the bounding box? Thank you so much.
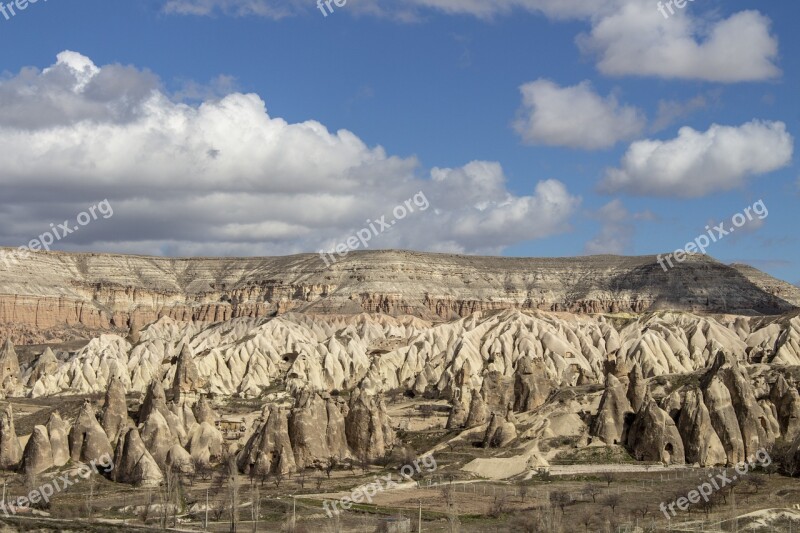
[0,249,797,343]
[0,307,797,487]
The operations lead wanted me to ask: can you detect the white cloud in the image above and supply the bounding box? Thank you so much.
[601,120,794,198]
[163,0,781,83]
[0,52,580,257]
[578,6,780,82]
[514,79,644,150]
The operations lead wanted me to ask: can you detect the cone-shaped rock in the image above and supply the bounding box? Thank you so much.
[113,427,163,487]
[0,405,22,469]
[27,348,58,386]
[46,411,69,467]
[513,357,553,412]
[186,422,224,466]
[289,391,331,469]
[140,408,179,469]
[590,373,634,446]
[68,400,113,463]
[482,412,517,448]
[702,374,746,464]
[193,395,218,425]
[677,388,727,466]
[465,391,489,428]
[627,365,647,412]
[139,379,168,423]
[480,371,514,414]
[171,342,203,404]
[345,391,395,462]
[21,425,53,476]
[446,401,468,430]
[771,375,800,441]
[238,406,296,475]
[102,377,128,445]
[166,443,195,474]
[627,399,685,465]
[0,340,21,394]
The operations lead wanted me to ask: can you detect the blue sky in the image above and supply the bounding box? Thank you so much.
[0,0,797,285]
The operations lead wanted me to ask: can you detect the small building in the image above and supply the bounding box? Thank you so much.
[215,418,247,440]
[376,517,411,533]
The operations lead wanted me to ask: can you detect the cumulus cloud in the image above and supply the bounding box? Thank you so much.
[601,120,794,198]
[0,52,580,257]
[578,5,780,82]
[514,79,644,150]
[163,0,780,83]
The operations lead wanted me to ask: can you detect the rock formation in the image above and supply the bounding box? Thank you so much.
[590,374,634,446]
[288,392,350,469]
[482,412,517,448]
[480,372,514,415]
[68,400,113,463]
[113,427,164,487]
[238,406,296,475]
[627,365,646,412]
[771,375,800,441]
[186,422,224,466]
[676,388,727,466]
[102,377,129,445]
[465,391,489,428]
[627,398,685,465]
[21,425,53,476]
[0,405,22,469]
[46,411,69,467]
[345,391,395,462]
[194,395,218,425]
[171,342,203,404]
[27,348,59,386]
[1,251,797,343]
[0,340,21,395]
[513,357,552,412]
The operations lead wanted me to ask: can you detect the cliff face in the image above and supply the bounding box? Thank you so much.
[0,249,796,342]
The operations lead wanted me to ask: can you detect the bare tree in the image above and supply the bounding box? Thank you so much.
[603,493,621,513]
[582,483,601,503]
[579,512,598,532]
[488,494,508,518]
[549,491,572,515]
[250,480,261,533]
[325,457,337,479]
[633,503,649,520]
[226,455,239,533]
[441,483,460,532]
[600,472,614,487]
